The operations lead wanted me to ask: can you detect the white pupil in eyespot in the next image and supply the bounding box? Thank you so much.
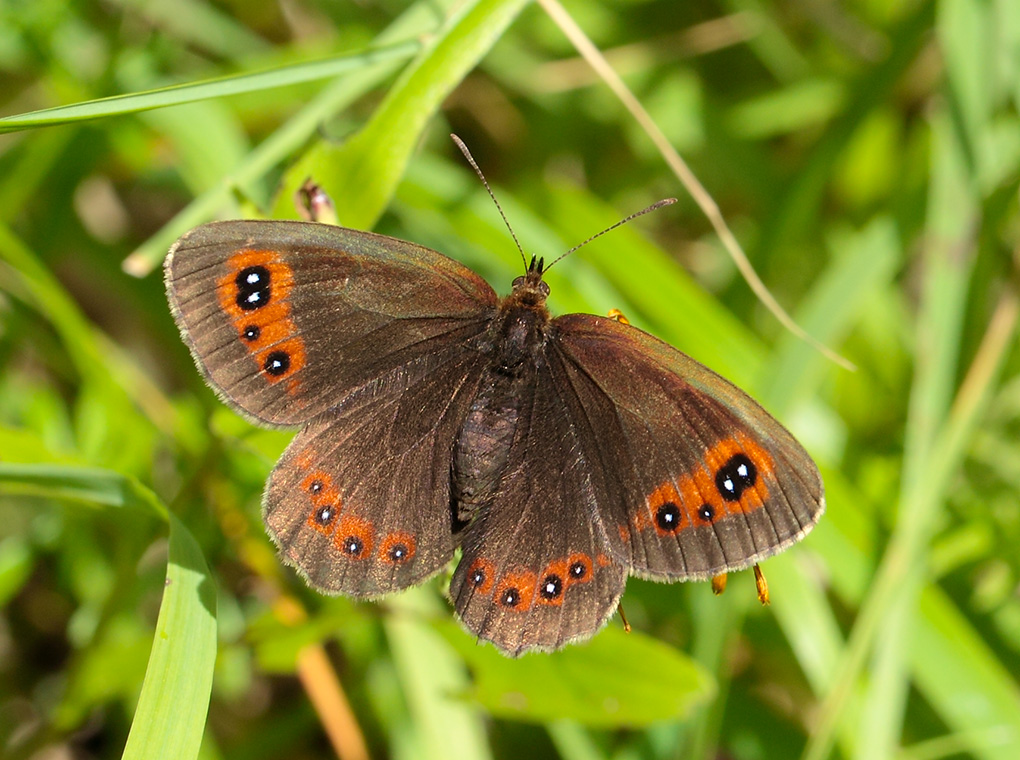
[723,477,734,492]
[247,292,261,303]
[246,272,261,284]
[737,463,748,478]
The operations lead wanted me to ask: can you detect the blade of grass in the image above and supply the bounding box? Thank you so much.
[123,510,217,760]
[762,215,901,414]
[276,0,530,227]
[850,102,981,760]
[535,0,854,371]
[386,589,494,760]
[0,40,420,134]
[547,722,606,760]
[0,464,216,760]
[803,109,986,760]
[122,0,461,276]
[911,585,1020,760]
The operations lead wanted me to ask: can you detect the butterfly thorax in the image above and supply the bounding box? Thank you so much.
[487,259,551,375]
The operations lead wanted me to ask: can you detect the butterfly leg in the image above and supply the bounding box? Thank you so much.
[753,563,770,605]
[711,572,727,595]
[607,308,630,324]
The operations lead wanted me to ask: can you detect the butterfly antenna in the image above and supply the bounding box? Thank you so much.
[544,198,677,271]
[451,134,529,271]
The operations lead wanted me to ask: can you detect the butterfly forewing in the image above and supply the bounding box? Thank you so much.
[165,220,498,425]
[551,313,824,580]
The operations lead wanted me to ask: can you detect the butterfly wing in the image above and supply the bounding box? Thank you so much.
[165,220,498,425]
[266,343,489,596]
[551,314,824,581]
[166,219,499,595]
[449,363,627,656]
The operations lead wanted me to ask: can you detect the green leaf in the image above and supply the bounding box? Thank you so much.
[438,621,714,727]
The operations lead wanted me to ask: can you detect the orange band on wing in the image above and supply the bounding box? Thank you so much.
[636,434,776,535]
[215,249,306,393]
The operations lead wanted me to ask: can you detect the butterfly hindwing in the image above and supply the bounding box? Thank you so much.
[165,220,498,425]
[449,362,627,655]
[551,314,824,581]
[266,344,489,596]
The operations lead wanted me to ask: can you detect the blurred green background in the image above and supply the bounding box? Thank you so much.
[1,0,1019,759]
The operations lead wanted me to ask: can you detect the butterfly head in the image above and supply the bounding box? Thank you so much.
[510,255,551,308]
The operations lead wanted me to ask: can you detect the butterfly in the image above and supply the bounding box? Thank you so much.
[164,178,824,657]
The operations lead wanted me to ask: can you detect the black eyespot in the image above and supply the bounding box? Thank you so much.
[715,454,757,501]
[470,569,486,586]
[236,266,268,288]
[314,505,335,525]
[308,479,323,494]
[388,543,410,563]
[242,325,260,342]
[698,504,715,522]
[235,266,271,311]
[501,587,521,607]
[342,536,363,556]
[263,351,290,376]
[569,562,587,580]
[540,574,563,599]
[655,502,682,532]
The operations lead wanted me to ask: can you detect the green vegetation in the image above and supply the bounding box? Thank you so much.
[1,1,1018,759]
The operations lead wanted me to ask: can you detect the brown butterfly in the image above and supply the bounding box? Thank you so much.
[165,169,823,657]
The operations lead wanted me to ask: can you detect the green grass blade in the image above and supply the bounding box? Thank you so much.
[277,0,530,227]
[762,216,901,414]
[0,465,216,760]
[122,510,217,760]
[385,590,494,760]
[911,588,1020,760]
[803,107,984,760]
[0,40,420,134]
[122,0,460,276]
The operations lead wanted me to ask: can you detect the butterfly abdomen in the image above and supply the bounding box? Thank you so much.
[452,377,522,519]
